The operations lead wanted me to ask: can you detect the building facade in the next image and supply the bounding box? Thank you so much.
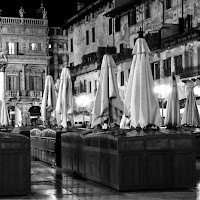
[0,13,50,126]
[64,0,200,117]
[48,27,68,81]
[64,0,115,115]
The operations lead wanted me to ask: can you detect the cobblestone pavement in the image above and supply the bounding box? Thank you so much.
[1,159,200,200]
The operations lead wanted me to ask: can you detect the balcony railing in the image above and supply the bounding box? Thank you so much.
[1,17,47,26]
[180,66,200,79]
[29,91,43,98]
[5,90,43,100]
[5,91,19,99]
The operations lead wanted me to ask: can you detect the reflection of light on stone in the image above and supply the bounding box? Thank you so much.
[76,95,91,107]
[154,84,172,99]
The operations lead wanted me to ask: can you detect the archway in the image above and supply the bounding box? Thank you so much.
[28,106,41,126]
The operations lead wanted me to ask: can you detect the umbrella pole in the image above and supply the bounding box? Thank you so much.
[161,99,164,126]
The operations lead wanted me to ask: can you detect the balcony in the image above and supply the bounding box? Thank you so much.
[5,91,20,100]
[180,66,200,79]
[29,91,43,99]
[1,17,47,26]
[5,90,43,100]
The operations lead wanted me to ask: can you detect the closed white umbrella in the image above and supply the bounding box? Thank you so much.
[55,68,74,129]
[181,86,200,126]
[164,74,181,128]
[91,54,123,128]
[0,100,10,127]
[123,37,161,129]
[41,75,57,127]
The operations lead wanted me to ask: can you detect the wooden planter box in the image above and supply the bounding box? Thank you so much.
[61,128,196,191]
[30,128,65,167]
[61,128,91,176]
[0,132,31,196]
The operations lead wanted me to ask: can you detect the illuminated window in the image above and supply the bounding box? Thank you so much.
[8,42,15,54]
[29,43,41,51]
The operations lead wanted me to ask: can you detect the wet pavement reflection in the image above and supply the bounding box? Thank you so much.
[2,159,200,200]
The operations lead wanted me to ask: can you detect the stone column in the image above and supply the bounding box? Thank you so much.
[21,64,26,90]
[0,63,7,102]
[16,103,32,126]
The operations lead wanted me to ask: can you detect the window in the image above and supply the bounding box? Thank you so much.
[89,81,92,93]
[128,9,137,26]
[58,43,64,48]
[115,17,120,32]
[94,80,97,93]
[70,38,73,52]
[58,55,63,64]
[56,29,62,35]
[108,1,112,8]
[29,43,41,51]
[128,69,131,77]
[49,28,54,35]
[6,42,18,55]
[92,27,95,43]
[85,15,90,22]
[166,0,172,10]
[163,58,171,77]
[174,55,183,75]
[70,62,74,67]
[80,81,83,93]
[86,30,89,45]
[151,62,160,79]
[109,18,113,35]
[7,76,17,90]
[120,71,124,86]
[145,2,150,19]
[91,12,95,19]
[8,42,15,54]
[188,50,193,68]
[29,76,42,91]
[84,80,86,92]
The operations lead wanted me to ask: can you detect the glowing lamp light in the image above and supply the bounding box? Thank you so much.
[76,95,91,108]
[154,84,172,126]
[154,84,172,99]
[194,85,200,96]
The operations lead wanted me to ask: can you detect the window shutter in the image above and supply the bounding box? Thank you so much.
[115,17,120,32]
[38,75,42,90]
[109,18,112,35]
[6,42,9,54]
[6,75,10,90]
[155,62,160,79]
[29,43,32,51]
[16,74,20,90]
[14,42,19,55]
[38,43,41,51]
[184,51,189,68]
[151,63,155,79]
[29,76,34,90]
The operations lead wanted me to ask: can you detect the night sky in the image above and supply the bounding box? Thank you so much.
[0,0,78,27]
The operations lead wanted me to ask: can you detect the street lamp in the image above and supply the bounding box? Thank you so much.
[154,84,172,126]
[76,95,91,125]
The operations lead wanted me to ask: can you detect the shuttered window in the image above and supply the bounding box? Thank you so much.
[29,75,42,90]
[109,18,113,35]
[86,30,89,45]
[174,55,183,75]
[128,9,137,26]
[163,58,171,77]
[120,71,124,86]
[115,16,121,32]
[151,62,160,79]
